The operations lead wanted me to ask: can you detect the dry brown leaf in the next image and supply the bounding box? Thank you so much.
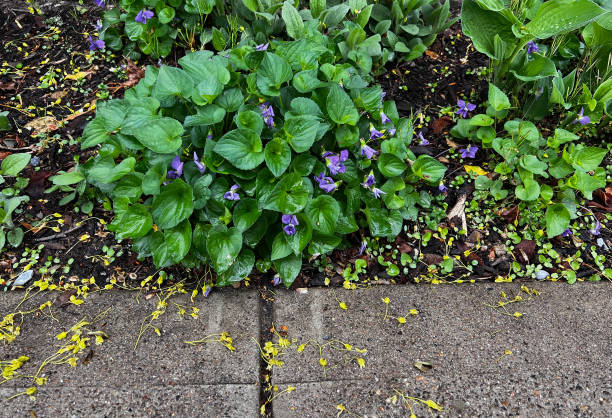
[425,50,439,60]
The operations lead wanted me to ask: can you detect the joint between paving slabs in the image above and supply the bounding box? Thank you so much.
[258,285,276,417]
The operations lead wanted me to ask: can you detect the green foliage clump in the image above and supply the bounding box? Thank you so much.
[76,40,446,286]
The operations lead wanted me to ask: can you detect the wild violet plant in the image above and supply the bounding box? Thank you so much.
[76,40,446,286]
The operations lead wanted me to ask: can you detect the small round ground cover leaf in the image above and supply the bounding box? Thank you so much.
[305,195,340,235]
[152,179,194,229]
[214,128,264,170]
[207,226,242,273]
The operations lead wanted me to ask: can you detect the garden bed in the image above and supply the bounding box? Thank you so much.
[1,0,611,294]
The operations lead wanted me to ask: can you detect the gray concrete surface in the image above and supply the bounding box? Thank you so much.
[1,283,611,417]
[0,289,261,417]
[271,283,612,417]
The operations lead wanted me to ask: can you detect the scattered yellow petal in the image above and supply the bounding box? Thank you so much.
[397,317,406,324]
[319,358,327,367]
[382,297,390,304]
[513,312,522,318]
[409,309,419,315]
[339,302,347,310]
[356,358,366,368]
[464,165,488,176]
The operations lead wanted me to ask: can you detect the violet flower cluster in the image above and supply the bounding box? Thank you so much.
[361,171,385,198]
[323,150,348,175]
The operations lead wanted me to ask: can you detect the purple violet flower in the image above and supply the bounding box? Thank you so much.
[439,183,448,193]
[260,102,274,128]
[459,145,479,159]
[456,99,476,118]
[94,19,103,32]
[324,150,348,176]
[590,219,601,236]
[361,171,376,189]
[282,214,299,236]
[360,139,378,160]
[272,274,281,286]
[573,107,590,125]
[418,131,429,145]
[387,128,396,136]
[166,156,184,179]
[193,152,206,174]
[561,228,572,237]
[255,42,269,51]
[94,0,105,7]
[370,125,384,140]
[372,188,386,198]
[203,286,212,297]
[359,241,367,255]
[314,172,338,193]
[224,184,241,201]
[88,36,105,51]
[380,111,391,124]
[527,41,539,55]
[135,9,154,24]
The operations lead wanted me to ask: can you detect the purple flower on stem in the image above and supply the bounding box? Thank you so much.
[456,99,476,118]
[94,0,105,7]
[372,187,386,199]
[135,9,154,24]
[359,241,367,255]
[380,111,391,124]
[88,36,105,51]
[193,152,206,174]
[439,183,448,193]
[94,19,103,32]
[260,102,274,128]
[417,131,429,146]
[360,139,378,160]
[387,128,396,136]
[573,107,590,125]
[203,286,212,297]
[370,125,384,140]
[590,219,601,236]
[561,228,572,237]
[282,214,299,236]
[272,274,281,286]
[224,184,241,201]
[527,41,539,55]
[255,42,269,51]
[361,171,376,189]
[459,145,479,159]
[314,172,339,193]
[166,156,184,179]
[324,150,348,175]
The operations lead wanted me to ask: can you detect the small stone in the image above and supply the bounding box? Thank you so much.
[535,270,549,281]
[30,156,41,166]
[596,238,608,250]
[12,270,34,288]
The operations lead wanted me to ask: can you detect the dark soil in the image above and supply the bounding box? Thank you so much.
[1,3,610,292]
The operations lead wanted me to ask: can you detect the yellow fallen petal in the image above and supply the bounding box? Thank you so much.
[464,165,488,176]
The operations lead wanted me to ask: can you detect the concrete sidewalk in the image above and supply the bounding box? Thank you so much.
[0,282,610,417]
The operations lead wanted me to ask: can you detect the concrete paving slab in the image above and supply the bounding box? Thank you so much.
[0,384,259,417]
[272,375,611,417]
[271,283,612,416]
[0,289,261,387]
[272,282,611,382]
